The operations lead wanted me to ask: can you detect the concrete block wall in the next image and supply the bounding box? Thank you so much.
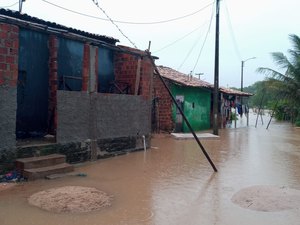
[0,23,19,172]
[56,91,151,155]
[95,94,151,138]
[56,91,90,143]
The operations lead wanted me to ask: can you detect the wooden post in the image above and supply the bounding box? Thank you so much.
[246,106,249,126]
[221,93,224,129]
[134,58,141,95]
[146,50,218,172]
[234,106,237,128]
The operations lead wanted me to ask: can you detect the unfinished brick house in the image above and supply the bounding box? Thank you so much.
[0,9,154,171]
[153,66,253,133]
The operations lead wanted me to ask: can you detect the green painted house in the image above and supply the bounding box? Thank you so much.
[153,66,253,133]
[171,85,211,132]
[154,66,213,133]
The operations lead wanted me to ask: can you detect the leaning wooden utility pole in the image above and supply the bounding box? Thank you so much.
[213,0,220,135]
[146,51,218,172]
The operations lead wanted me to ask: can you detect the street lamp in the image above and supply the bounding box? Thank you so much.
[241,57,256,92]
[240,57,255,126]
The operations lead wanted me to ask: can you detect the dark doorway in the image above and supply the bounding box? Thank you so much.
[175,95,184,132]
[57,37,83,91]
[16,29,49,139]
[98,47,114,93]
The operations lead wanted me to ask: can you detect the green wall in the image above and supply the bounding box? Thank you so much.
[171,85,211,132]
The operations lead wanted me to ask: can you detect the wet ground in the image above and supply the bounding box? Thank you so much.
[1,113,300,225]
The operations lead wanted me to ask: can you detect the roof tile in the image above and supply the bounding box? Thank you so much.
[156,66,253,96]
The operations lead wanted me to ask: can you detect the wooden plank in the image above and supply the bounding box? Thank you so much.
[134,58,141,95]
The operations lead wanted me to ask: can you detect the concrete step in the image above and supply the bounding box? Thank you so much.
[23,163,74,180]
[16,154,66,170]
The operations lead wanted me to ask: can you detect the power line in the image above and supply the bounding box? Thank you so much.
[41,0,214,25]
[177,1,215,71]
[177,30,205,71]
[91,0,137,48]
[191,1,215,74]
[0,1,18,8]
[224,0,242,60]
[153,21,209,53]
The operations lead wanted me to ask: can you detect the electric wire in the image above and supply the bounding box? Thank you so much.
[191,1,215,74]
[90,0,137,48]
[0,1,18,8]
[41,0,214,25]
[177,3,214,72]
[177,30,205,71]
[224,0,242,60]
[153,21,209,53]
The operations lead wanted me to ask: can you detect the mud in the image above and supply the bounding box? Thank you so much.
[0,113,300,225]
[28,186,112,213]
[232,185,300,212]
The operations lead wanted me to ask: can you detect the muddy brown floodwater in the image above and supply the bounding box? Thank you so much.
[1,113,300,225]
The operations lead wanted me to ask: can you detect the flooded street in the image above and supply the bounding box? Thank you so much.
[1,113,300,225]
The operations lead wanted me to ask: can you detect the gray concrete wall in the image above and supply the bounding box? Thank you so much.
[56,91,90,143]
[96,94,151,139]
[0,86,17,170]
[57,91,151,144]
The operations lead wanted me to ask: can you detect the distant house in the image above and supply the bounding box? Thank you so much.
[152,66,253,133]
[153,66,213,132]
[0,9,154,171]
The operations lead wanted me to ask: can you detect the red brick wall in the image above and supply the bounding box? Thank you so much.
[82,43,90,92]
[0,23,19,87]
[94,47,99,92]
[48,35,58,135]
[114,52,138,95]
[153,74,174,132]
[114,47,154,100]
[139,59,153,100]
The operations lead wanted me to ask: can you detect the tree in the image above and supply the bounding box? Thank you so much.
[257,34,300,123]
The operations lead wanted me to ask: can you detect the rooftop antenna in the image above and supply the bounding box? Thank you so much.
[195,73,204,79]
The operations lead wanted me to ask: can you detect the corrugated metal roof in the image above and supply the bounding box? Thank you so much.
[156,66,253,96]
[0,8,118,45]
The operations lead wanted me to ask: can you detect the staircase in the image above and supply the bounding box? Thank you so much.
[16,154,74,180]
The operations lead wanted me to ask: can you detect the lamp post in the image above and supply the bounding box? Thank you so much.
[240,57,255,126]
[241,57,256,92]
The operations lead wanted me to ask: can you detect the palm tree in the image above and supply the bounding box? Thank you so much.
[257,34,300,122]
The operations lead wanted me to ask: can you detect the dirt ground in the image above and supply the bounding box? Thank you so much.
[0,183,16,192]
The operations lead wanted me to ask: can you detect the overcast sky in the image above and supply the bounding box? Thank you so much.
[1,0,300,88]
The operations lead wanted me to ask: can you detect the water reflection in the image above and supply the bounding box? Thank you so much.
[0,114,300,225]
